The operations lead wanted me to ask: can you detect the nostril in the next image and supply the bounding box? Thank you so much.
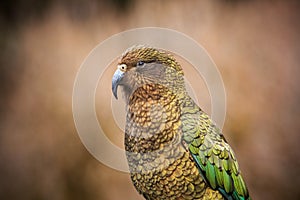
[118,64,127,71]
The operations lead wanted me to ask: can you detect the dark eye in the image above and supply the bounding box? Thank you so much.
[137,61,145,67]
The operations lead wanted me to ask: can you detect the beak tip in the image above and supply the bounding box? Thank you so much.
[112,84,119,99]
[113,91,118,99]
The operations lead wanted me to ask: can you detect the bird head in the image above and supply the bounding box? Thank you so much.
[112,45,185,101]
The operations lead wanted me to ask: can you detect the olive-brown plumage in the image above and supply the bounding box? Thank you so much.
[112,45,251,200]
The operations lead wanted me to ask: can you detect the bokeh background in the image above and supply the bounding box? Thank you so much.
[1,0,300,199]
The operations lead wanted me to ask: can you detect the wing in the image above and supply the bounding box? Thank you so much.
[181,103,251,200]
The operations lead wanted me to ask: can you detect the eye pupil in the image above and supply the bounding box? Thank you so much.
[137,61,144,66]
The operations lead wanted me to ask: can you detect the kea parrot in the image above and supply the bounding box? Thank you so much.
[112,45,251,200]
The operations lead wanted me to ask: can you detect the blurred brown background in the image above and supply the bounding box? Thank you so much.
[1,0,300,199]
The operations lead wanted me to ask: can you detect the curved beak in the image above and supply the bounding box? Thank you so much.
[112,68,124,99]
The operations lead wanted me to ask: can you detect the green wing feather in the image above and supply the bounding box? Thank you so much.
[182,105,251,200]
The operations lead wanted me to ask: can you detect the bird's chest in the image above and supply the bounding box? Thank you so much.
[124,88,207,199]
[124,89,181,152]
[127,149,207,200]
